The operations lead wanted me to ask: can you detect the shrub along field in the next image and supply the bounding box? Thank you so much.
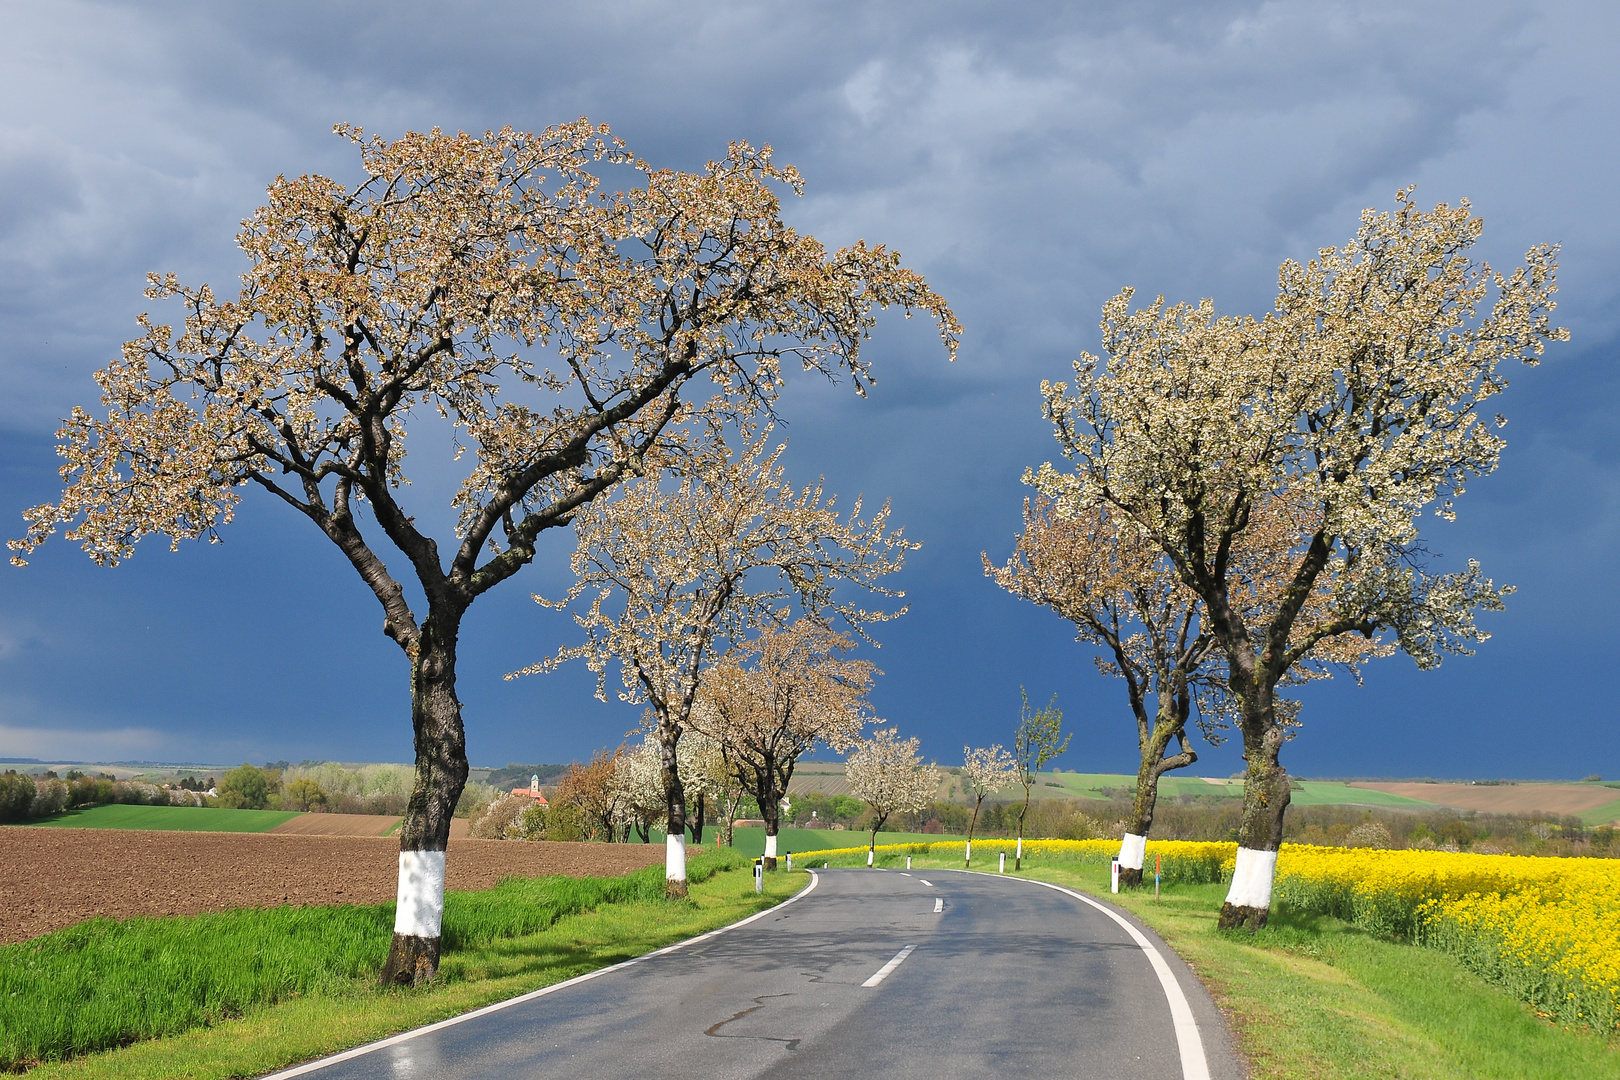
[1,849,782,1075]
[800,841,1620,1080]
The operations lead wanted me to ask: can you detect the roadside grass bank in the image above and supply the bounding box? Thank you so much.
[804,844,1618,1079]
[4,849,801,1077]
[19,804,299,832]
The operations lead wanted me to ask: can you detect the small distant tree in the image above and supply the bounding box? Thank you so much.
[1033,190,1562,927]
[1012,690,1069,869]
[613,738,666,843]
[284,777,328,812]
[692,620,874,868]
[553,747,626,842]
[9,124,957,983]
[514,429,912,894]
[959,744,1017,867]
[846,727,940,861]
[216,764,272,810]
[677,730,737,845]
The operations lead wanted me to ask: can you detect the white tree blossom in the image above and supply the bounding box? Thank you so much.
[959,743,1017,867]
[846,726,940,858]
[1032,189,1564,928]
[512,429,913,893]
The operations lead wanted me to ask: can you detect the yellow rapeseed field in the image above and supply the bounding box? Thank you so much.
[795,837,1619,1032]
[1273,845,1620,1032]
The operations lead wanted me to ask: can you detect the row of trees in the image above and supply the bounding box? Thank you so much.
[0,770,173,822]
[11,122,957,983]
[13,116,1562,964]
[990,189,1564,926]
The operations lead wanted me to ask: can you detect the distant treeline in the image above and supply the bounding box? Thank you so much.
[0,770,172,823]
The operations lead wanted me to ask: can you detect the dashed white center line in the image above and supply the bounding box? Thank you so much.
[918,879,933,887]
[933,897,943,913]
[900,872,911,877]
[861,945,916,988]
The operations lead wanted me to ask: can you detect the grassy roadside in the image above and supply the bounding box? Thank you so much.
[12,858,808,1080]
[818,849,1617,1080]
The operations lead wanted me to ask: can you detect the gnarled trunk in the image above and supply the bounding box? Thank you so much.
[380,626,468,987]
[1120,708,1196,888]
[1218,716,1290,930]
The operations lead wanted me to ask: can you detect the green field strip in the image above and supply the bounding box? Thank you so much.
[1029,773,1438,807]
[1287,782,1437,807]
[1576,797,1620,827]
[22,804,300,832]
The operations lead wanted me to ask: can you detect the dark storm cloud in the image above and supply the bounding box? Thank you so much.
[0,1,1615,776]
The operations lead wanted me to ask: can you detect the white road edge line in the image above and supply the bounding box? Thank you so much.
[259,871,823,1080]
[954,871,1210,1080]
[860,944,916,987]
[933,897,943,913]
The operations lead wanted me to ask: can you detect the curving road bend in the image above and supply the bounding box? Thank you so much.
[265,867,1243,1080]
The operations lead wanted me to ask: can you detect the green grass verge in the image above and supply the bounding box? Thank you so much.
[21,804,300,832]
[841,848,1617,1079]
[4,849,802,1077]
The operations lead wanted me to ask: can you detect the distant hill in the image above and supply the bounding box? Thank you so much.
[480,763,571,789]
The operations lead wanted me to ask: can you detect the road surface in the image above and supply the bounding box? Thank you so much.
[266,867,1242,1079]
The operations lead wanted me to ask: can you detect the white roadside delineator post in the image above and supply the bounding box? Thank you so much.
[906,855,912,869]
[1111,857,1121,894]
[754,859,763,894]
[999,852,1006,874]
[787,853,792,871]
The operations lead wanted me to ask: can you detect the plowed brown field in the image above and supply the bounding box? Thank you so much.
[0,827,664,944]
[1350,782,1620,817]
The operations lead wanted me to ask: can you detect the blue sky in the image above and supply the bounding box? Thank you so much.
[1,2,1616,778]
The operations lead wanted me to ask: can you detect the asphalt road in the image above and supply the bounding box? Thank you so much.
[266,868,1243,1080]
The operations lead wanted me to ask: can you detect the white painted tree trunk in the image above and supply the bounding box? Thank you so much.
[763,833,777,860]
[394,850,446,939]
[964,838,971,865]
[1118,832,1147,872]
[1224,847,1278,910]
[666,833,686,886]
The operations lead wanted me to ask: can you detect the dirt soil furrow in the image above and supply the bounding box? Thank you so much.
[0,828,664,944]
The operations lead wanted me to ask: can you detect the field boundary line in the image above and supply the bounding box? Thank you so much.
[258,871,821,1080]
[944,869,1211,1080]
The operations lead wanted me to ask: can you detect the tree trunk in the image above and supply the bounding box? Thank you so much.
[1016,787,1031,870]
[658,724,688,898]
[1120,712,1196,888]
[761,800,780,871]
[965,798,983,867]
[380,626,468,987]
[1218,716,1290,931]
[691,792,706,845]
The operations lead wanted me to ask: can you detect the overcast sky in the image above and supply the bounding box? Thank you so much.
[1,1,1616,778]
